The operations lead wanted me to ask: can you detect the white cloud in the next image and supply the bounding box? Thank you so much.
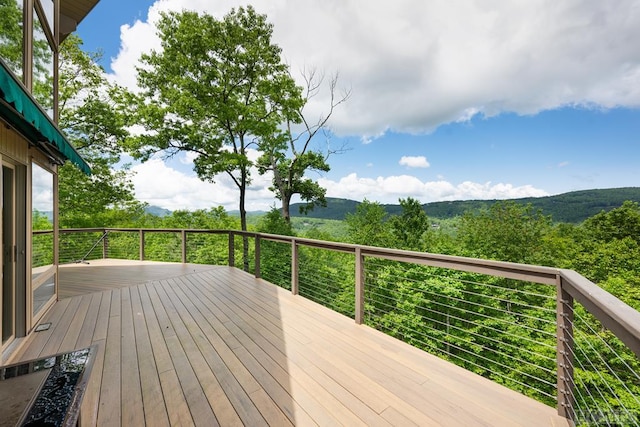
[558,161,570,168]
[399,156,430,168]
[130,162,548,211]
[131,157,275,211]
[180,151,199,165]
[110,0,640,137]
[318,173,548,204]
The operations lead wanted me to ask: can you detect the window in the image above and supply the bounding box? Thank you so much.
[38,0,55,36]
[0,0,24,79]
[31,162,54,316]
[32,7,54,117]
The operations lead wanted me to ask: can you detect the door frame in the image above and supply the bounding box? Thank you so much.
[1,157,28,354]
[1,161,16,350]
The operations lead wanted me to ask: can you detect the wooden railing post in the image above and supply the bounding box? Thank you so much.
[254,235,261,279]
[228,232,235,267]
[557,276,575,421]
[355,247,365,324]
[139,230,145,261]
[291,239,299,295]
[102,230,108,259]
[181,230,187,263]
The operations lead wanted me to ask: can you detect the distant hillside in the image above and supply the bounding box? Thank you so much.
[145,205,172,217]
[290,188,640,223]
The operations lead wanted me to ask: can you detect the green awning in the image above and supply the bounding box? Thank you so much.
[0,60,91,175]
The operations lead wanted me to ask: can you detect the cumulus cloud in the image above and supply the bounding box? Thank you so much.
[179,151,199,165]
[110,0,640,136]
[399,156,430,168]
[317,173,548,205]
[130,162,548,211]
[131,157,275,211]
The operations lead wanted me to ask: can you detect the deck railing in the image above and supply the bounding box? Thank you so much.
[39,228,640,425]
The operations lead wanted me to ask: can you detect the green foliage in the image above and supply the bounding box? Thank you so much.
[255,209,294,289]
[129,7,302,238]
[290,217,348,239]
[162,207,238,230]
[58,160,144,228]
[257,146,329,221]
[345,199,392,247]
[256,208,294,236]
[32,210,52,230]
[0,0,23,74]
[298,245,355,317]
[388,197,431,250]
[57,35,142,228]
[582,201,640,244]
[457,201,552,264]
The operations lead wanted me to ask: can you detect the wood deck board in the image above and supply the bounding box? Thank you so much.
[120,287,146,426]
[155,279,239,427]
[145,282,218,426]
[129,285,171,427]
[9,260,569,426]
[200,274,393,426]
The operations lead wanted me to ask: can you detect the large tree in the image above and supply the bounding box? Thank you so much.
[389,197,431,251]
[345,199,392,247]
[57,35,142,228]
[127,7,302,269]
[257,69,349,223]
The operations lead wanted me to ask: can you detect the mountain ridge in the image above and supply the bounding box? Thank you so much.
[145,187,640,224]
[288,187,640,223]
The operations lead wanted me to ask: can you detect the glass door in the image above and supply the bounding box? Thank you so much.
[2,163,16,348]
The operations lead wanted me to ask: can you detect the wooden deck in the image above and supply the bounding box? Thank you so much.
[11,260,569,426]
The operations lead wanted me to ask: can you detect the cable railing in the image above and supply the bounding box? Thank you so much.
[363,258,558,405]
[41,227,640,425]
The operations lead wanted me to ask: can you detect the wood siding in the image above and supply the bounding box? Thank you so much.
[0,122,29,164]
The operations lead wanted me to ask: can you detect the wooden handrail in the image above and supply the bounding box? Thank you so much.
[560,269,640,359]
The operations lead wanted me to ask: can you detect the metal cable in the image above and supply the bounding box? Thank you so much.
[368,297,556,366]
[366,289,556,355]
[368,267,556,314]
[370,318,556,400]
[565,334,636,425]
[365,259,556,301]
[366,306,557,391]
[366,287,557,343]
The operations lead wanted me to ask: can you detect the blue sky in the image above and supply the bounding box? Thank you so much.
[77,1,640,211]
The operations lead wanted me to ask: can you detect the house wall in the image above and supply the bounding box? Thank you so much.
[0,0,61,358]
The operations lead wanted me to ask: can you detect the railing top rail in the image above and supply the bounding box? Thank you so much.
[58,228,106,233]
[106,228,231,234]
[56,228,234,234]
[258,231,559,284]
[360,245,560,285]
[560,269,640,359]
[33,229,55,235]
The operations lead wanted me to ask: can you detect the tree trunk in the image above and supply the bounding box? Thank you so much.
[282,192,292,224]
[239,171,249,272]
